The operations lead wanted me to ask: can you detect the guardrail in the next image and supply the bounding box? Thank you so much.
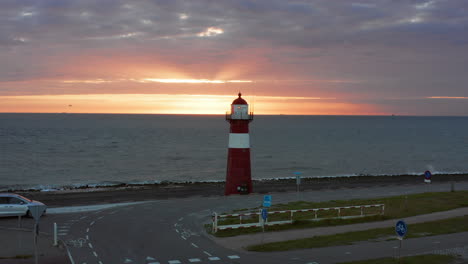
[212,204,384,233]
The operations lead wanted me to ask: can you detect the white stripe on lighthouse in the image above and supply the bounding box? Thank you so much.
[228,133,250,148]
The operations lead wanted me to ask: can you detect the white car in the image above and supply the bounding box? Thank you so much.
[0,193,47,217]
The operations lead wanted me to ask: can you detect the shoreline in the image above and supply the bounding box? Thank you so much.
[9,173,468,207]
[3,172,468,193]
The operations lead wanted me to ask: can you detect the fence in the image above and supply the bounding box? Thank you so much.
[212,204,384,233]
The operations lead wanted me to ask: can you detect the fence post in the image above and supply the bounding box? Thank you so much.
[258,209,262,226]
[338,208,341,217]
[381,204,385,215]
[290,211,294,222]
[212,212,218,233]
[315,210,317,219]
[240,215,242,224]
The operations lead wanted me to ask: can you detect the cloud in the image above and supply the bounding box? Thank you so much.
[0,0,468,115]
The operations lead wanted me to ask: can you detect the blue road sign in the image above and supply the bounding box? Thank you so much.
[261,208,268,220]
[263,195,272,207]
[424,170,432,180]
[395,220,407,238]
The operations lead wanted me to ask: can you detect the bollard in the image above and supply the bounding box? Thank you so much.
[53,223,58,246]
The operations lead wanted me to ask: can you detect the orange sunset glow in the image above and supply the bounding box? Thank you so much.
[0,94,382,115]
[1,1,467,116]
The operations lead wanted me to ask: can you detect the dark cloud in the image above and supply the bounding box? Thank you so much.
[0,0,467,114]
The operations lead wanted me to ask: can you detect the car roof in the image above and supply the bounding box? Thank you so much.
[0,193,30,200]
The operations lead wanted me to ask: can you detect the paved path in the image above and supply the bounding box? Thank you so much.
[2,181,468,264]
[214,207,468,250]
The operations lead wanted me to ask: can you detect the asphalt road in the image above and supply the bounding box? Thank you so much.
[2,181,468,264]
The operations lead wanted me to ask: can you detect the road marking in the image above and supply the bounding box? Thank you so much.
[181,236,187,240]
[88,243,93,249]
[97,216,104,220]
[146,256,156,261]
[208,257,220,261]
[86,228,89,233]
[148,262,160,264]
[188,258,201,262]
[90,221,95,226]
[433,241,441,244]
[345,252,351,255]
[86,235,89,240]
[228,255,240,259]
[80,216,87,220]
[124,258,133,263]
[191,243,199,248]
[168,260,181,264]
[178,217,184,221]
[93,251,98,257]
[203,251,212,257]
[175,229,179,233]
[98,261,103,264]
[58,233,68,236]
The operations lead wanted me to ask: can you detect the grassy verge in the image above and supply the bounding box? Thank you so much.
[338,254,456,264]
[247,215,468,252]
[212,191,468,237]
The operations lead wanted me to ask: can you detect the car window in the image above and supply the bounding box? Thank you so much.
[0,197,8,204]
[8,197,25,204]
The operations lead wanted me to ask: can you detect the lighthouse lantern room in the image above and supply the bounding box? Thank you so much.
[225,93,254,195]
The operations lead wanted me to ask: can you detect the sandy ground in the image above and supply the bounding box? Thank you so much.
[12,174,468,207]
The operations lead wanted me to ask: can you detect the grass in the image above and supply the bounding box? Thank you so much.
[212,191,468,237]
[338,254,456,264]
[246,215,468,252]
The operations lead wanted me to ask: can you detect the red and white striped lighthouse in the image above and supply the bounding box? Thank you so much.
[225,92,254,195]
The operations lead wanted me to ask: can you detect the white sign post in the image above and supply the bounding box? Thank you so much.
[28,205,47,264]
[294,172,302,193]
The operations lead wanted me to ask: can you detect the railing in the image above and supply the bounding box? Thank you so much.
[212,204,385,233]
[225,112,254,121]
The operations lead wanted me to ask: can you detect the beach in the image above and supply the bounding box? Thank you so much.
[13,173,468,207]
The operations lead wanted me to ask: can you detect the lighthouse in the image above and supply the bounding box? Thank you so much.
[225,92,254,195]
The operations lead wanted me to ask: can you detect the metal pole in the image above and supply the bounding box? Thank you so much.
[53,223,58,247]
[34,223,38,264]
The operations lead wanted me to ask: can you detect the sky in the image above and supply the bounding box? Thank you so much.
[0,0,467,115]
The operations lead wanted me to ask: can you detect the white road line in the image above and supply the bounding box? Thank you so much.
[86,235,89,240]
[88,243,93,249]
[227,255,240,259]
[146,256,156,261]
[168,260,181,264]
[181,236,187,240]
[97,216,104,220]
[191,243,199,248]
[208,257,220,261]
[86,228,89,233]
[178,217,184,221]
[93,251,98,257]
[98,261,103,264]
[188,258,201,262]
[345,252,351,255]
[58,233,67,236]
[148,262,160,264]
[203,251,212,257]
[80,216,87,220]
[175,229,180,233]
[90,221,95,226]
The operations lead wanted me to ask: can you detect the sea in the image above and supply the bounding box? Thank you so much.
[1,114,467,191]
